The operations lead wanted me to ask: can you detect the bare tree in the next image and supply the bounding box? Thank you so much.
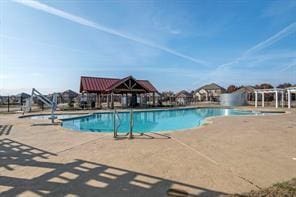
[226,85,238,93]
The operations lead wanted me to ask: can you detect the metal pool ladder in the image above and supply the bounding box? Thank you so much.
[113,109,122,138]
[113,109,134,139]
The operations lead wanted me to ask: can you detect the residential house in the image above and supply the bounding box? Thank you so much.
[233,86,255,104]
[175,90,193,105]
[194,83,226,102]
[16,92,31,104]
[61,89,79,103]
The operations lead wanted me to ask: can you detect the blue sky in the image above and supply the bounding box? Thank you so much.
[0,0,296,95]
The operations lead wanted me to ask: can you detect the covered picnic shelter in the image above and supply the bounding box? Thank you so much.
[80,76,159,109]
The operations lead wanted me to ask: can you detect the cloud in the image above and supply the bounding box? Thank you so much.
[13,0,207,66]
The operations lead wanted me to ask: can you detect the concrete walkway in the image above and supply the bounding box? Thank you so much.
[0,107,295,196]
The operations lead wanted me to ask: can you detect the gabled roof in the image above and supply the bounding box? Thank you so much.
[80,76,158,93]
[62,89,79,97]
[137,80,158,93]
[80,76,118,93]
[234,86,255,94]
[196,83,225,92]
[105,76,132,91]
[176,90,192,98]
[16,92,30,98]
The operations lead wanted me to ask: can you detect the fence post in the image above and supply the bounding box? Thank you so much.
[7,96,10,112]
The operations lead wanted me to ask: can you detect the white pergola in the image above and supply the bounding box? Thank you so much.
[287,87,296,109]
[254,87,296,108]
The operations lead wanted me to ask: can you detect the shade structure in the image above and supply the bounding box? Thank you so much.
[80,75,158,94]
[80,75,158,109]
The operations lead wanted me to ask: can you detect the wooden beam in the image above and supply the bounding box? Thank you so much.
[113,88,147,92]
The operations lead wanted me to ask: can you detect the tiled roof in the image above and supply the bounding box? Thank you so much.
[80,76,158,93]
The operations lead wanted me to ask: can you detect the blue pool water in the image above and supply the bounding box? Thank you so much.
[62,108,261,133]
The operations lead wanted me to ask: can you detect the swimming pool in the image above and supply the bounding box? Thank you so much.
[62,108,262,133]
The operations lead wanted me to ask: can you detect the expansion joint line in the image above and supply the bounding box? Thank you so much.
[170,136,218,165]
[169,136,262,190]
[56,134,109,154]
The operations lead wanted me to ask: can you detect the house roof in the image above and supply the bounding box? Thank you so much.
[62,89,79,97]
[80,76,158,93]
[176,90,192,98]
[196,83,225,92]
[16,92,30,98]
[234,86,255,94]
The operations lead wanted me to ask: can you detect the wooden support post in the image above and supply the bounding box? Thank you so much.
[139,94,142,107]
[126,93,128,108]
[120,94,124,107]
[153,92,155,106]
[107,94,110,108]
[96,93,101,109]
[111,92,114,109]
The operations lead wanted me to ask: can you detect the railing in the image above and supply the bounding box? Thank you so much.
[113,109,134,139]
[23,88,57,123]
[113,109,121,138]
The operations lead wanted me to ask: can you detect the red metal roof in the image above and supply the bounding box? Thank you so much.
[80,76,158,93]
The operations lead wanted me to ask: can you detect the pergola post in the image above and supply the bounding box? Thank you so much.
[255,91,258,108]
[281,91,284,108]
[261,92,264,107]
[96,93,101,109]
[153,92,156,106]
[111,92,114,109]
[107,94,110,108]
[275,91,278,108]
[288,90,291,109]
[126,93,128,108]
[139,94,142,106]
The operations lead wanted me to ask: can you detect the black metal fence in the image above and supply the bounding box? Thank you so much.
[0,95,27,113]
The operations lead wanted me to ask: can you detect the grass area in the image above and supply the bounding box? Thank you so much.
[229,178,296,197]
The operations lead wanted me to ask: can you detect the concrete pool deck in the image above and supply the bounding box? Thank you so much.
[0,107,295,196]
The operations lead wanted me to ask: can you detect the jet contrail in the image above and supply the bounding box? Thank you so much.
[280,59,296,72]
[216,22,296,70]
[242,22,296,57]
[13,0,207,66]
[193,21,296,84]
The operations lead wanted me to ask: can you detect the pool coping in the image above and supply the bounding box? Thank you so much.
[58,107,286,134]
[18,106,287,135]
[59,106,237,121]
[18,106,231,120]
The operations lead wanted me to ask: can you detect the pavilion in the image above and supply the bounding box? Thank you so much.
[80,76,159,109]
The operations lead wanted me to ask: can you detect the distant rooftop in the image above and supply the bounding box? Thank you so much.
[196,83,225,91]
